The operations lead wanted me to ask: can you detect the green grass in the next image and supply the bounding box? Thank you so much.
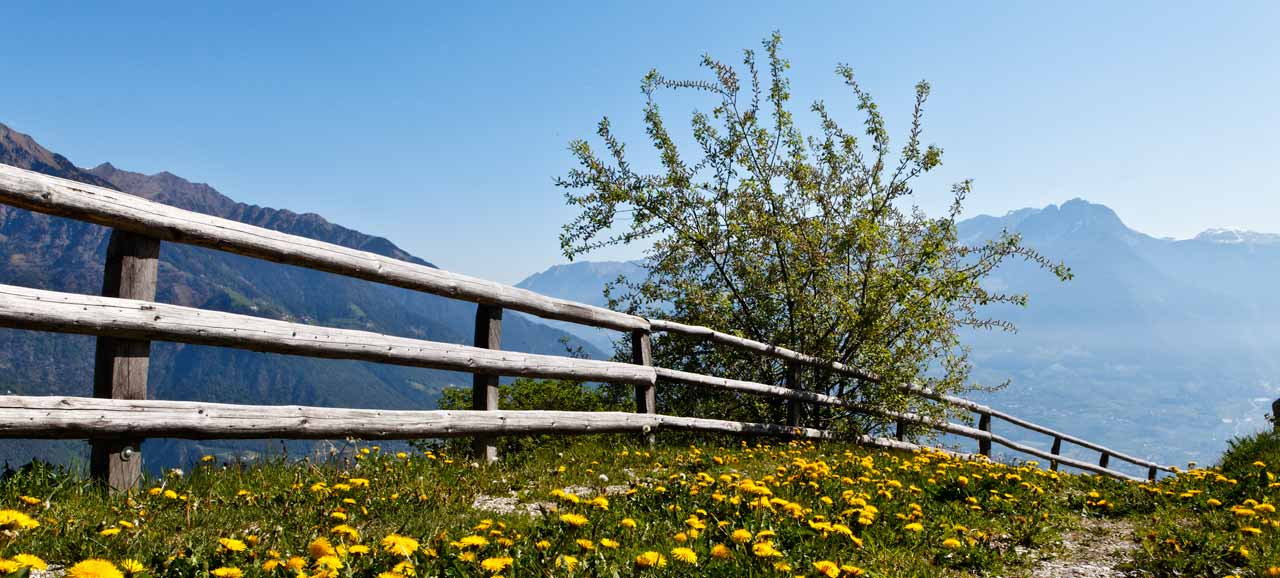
[0,434,1277,578]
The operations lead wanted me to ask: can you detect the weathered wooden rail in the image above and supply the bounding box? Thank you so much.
[0,162,1173,488]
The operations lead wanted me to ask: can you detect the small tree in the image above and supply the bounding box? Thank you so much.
[556,33,1070,435]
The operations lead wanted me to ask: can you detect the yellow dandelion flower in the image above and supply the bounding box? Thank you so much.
[600,538,620,549]
[556,555,579,571]
[480,557,512,573]
[942,538,963,549]
[219,538,248,552]
[314,556,343,571]
[670,547,697,565]
[813,560,840,578]
[635,551,667,569]
[711,544,731,559]
[535,540,552,551]
[392,560,416,576]
[309,537,336,558]
[348,545,370,555]
[560,513,589,527]
[211,567,242,578]
[453,535,489,549]
[99,527,122,537]
[68,560,124,578]
[12,555,48,571]
[730,529,753,544]
[576,538,595,551]
[382,534,420,556]
[620,518,637,529]
[331,524,360,541]
[19,496,41,505]
[752,541,783,558]
[904,522,924,532]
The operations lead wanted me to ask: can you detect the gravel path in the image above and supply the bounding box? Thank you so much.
[1028,515,1138,578]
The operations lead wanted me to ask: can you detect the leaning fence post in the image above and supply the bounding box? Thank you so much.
[785,361,802,428]
[977,412,992,457]
[1147,465,1157,483]
[91,230,160,491]
[1050,436,1062,471]
[472,304,502,463]
[1272,398,1279,431]
[1098,451,1110,469]
[631,329,654,447]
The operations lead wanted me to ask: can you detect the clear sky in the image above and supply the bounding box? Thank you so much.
[4,1,1279,283]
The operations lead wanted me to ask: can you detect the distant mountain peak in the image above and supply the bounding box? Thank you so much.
[1193,228,1280,245]
[960,197,1143,247]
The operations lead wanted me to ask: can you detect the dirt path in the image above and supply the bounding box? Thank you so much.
[1026,515,1138,578]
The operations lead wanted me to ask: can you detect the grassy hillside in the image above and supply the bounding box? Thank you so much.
[0,433,1277,577]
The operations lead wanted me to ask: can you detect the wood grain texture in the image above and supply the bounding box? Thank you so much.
[631,330,655,447]
[1050,436,1063,472]
[0,284,656,386]
[472,304,502,462]
[631,330,654,413]
[785,361,802,428]
[91,230,160,491]
[0,395,829,440]
[0,163,647,332]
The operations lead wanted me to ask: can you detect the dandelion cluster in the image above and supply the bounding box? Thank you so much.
[0,438,1276,576]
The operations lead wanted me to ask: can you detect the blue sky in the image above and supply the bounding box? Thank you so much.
[4,2,1278,283]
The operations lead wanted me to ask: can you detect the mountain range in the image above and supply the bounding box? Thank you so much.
[511,201,1280,471]
[0,122,603,468]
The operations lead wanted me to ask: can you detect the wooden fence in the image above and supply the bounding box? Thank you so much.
[0,162,1175,489]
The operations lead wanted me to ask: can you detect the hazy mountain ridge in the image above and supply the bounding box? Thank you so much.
[0,122,604,468]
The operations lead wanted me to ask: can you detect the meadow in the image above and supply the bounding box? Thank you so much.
[1,431,1278,578]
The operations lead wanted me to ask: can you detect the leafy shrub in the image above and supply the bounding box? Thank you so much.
[1218,428,1280,487]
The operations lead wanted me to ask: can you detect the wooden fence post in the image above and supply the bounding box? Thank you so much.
[895,418,906,442]
[631,329,654,447]
[1147,465,1157,483]
[977,412,992,457]
[1050,436,1062,472]
[785,361,802,428]
[90,230,160,491]
[472,304,502,462]
[1272,398,1279,431]
[1098,451,1110,469]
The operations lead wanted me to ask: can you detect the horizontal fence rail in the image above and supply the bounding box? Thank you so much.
[0,161,1172,488]
[0,284,655,386]
[0,395,930,454]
